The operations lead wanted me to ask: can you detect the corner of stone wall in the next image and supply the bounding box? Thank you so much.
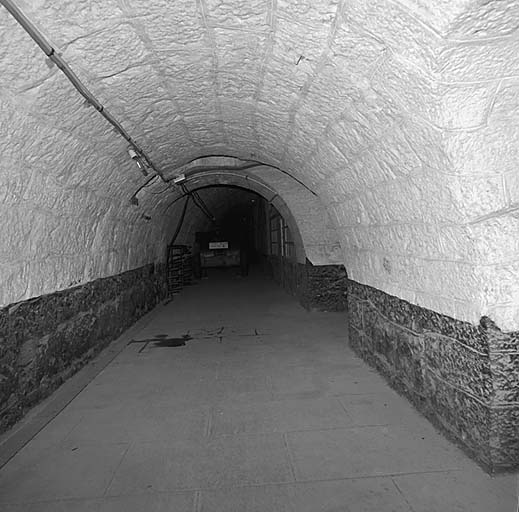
[265,255,348,312]
[480,316,519,472]
[0,263,167,434]
[301,260,348,312]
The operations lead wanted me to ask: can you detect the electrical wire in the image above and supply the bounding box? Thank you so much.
[169,195,190,246]
[185,171,277,196]
[163,193,185,214]
[140,174,160,189]
[130,174,160,202]
[180,184,215,221]
[3,0,318,194]
[162,185,215,222]
[192,190,214,220]
[173,154,317,197]
[269,166,317,196]
[149,185,172,195]
[0,0,167,182]
[190,193,214,221]
[161,172,281,217]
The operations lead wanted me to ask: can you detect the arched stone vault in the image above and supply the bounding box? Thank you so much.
[166,162,342,265]
[2,0,519,330]
[3,0,519,473]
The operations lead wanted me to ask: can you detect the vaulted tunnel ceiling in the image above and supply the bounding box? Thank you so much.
[2,0,519,329]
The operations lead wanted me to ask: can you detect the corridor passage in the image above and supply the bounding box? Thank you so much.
[0,271,516,511]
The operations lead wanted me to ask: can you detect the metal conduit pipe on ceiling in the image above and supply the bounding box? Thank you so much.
[169,159,317,197]
[2,1,318,199]
[162,172,278,214]
[131,163,266,203]
[185,171,277,196]
[0,0,169,184]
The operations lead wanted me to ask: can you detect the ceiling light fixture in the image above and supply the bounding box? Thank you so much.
[128,147,148,176]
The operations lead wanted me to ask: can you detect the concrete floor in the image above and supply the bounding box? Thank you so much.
[0,269,517,511]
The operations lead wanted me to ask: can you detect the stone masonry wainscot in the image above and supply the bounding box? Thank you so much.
[347,279,519,473]
[0,264,167,433]
[266,256,348,312]
[248,257,518,472]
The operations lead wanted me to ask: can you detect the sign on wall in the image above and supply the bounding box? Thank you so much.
[209,241,229,250]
